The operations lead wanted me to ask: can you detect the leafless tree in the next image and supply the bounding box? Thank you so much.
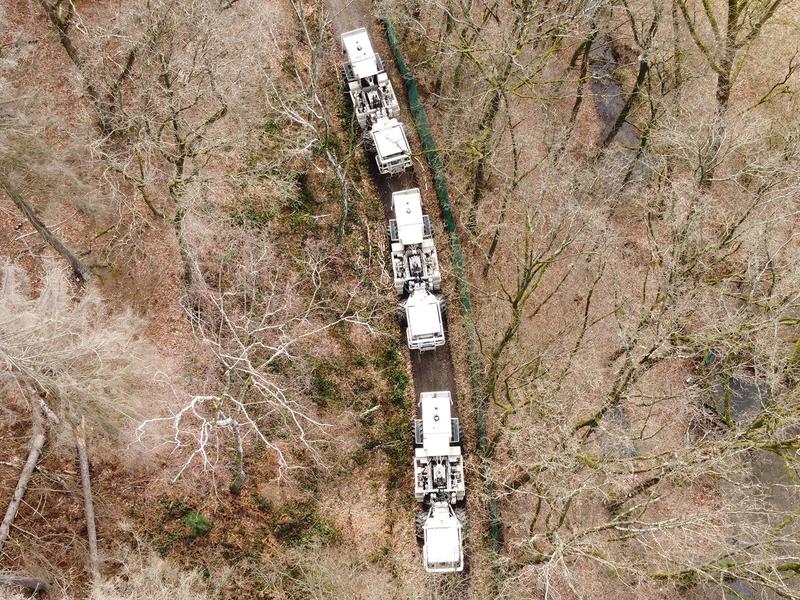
[675,0,788,185]
[137,234,378,485]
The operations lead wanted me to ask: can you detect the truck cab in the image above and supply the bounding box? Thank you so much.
[389,188,441,294]
[341,27,400,129]
[414,391,465,503]
[404,285,445,351]
[370,118,412,175]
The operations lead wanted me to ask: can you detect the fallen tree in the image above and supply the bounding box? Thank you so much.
[0,404,45,553]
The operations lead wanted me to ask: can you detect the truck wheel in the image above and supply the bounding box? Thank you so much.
[455,507,467,529]
[397,309,407,327]
[415,509,428,539]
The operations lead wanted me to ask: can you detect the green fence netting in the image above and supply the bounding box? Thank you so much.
[382,18,502,560]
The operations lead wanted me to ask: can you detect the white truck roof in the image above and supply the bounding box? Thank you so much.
[426,524,460,564]
[392,189,424,246]
[420,391,452,456]
[341,28,379,79]
[373,119,410,160]
[423,504,463,572]
[406,291,444,346]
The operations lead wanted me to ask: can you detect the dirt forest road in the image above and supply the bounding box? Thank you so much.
[325,2,461,409]
[324,2,474,596]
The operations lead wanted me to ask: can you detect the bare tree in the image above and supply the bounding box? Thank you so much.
[90,548,216,600]
[38,0,139,134]
[0,84,93,283]
[0,263,155,428]
[677,0,786,115]
[137,236,377,485]
[676,0,788,185]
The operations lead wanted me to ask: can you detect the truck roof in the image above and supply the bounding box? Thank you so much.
[372,119,410,160]
[424,504,462,570]
[419,390,452,456]
[426,525,460,566]
[392,189,424,246]
[341,28,379,79]
[406,290,443,341]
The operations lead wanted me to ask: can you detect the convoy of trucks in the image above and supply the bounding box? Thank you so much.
[341,27,466,574]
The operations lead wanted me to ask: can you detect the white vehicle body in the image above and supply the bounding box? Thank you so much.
[390,189,444,351]
[414,392,465,573]
[414,392,465,504]
[370,118,412,175]
[422,502,464,573]
[341,28,400,129]
[389,188,441,295]
[403,285,445,351]
[340,28,412,175]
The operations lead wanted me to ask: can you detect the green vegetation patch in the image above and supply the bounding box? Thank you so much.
[229,196,273,229]
[311,360,342,408]
[149,499,213,555]
[251,493,273,514]
[271,501,339,546]
[379,347,410,407]
[183,510,212,537]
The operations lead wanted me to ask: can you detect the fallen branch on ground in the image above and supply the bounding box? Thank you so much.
[0,405,45,553]
[0,573,50,593]
[76,420,100,584]
[0,173,91,284]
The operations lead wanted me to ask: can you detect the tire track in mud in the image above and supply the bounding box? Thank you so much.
[323,2,471,597]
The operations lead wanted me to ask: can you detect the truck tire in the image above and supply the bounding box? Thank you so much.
[415,508,428,539]
[363,131,375,152]
[454,507,467,529]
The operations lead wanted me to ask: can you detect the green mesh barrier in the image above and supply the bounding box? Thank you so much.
[382,18,502,558]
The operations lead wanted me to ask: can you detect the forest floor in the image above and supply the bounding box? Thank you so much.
[0,0,447,597]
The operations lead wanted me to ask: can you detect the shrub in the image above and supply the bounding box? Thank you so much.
[182,511,211,537]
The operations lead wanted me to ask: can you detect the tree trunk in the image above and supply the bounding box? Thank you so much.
[0,406,45,553]
[38,0,116,133]
[432,11,455,103]
[76,422,100,584]
[467,61,511,233]
[467,4,533,232]
[700,0,739,188]
[0,574,50,593]
[38,0,83,71]
[0,174,91,284]
[601,57,649,147]
[715,0,741,115]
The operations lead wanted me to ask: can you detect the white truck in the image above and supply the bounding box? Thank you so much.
[414,391,465,573]
[389,188,445,351]
[341,28,412,175]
